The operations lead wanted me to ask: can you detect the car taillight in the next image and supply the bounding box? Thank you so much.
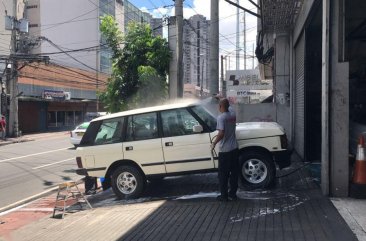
[280,134,288,149]
[76,157,83,168]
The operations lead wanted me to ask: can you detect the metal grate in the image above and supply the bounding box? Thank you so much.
[261,0,303,33]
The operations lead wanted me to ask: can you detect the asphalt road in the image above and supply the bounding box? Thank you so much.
[0,132,80,209]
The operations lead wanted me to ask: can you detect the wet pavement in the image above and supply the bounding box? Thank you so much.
[0,153,359,241]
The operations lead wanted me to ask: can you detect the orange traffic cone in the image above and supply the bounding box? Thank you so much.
[350,134,366,198]
[353,135,366,183]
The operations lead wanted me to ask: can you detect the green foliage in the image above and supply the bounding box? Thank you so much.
[98,16,171,113]
[129,66,168,108]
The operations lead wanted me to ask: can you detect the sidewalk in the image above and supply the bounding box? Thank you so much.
[0,157,362,241]
[0,131,69,147]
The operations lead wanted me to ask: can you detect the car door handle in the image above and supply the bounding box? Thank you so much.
[125,146,133,151]
[165,142,173,147]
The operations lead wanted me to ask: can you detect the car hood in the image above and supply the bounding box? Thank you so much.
[236,122,285,139]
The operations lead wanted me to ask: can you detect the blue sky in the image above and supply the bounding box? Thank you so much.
[129,0,194,11]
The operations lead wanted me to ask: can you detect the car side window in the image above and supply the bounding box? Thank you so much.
[80,121,101,146]
[161,108,200,137]
[126,112,158,141]
[94,118,124,145]
[191,105,217,131]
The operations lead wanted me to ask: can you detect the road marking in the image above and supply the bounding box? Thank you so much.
[0,148,69,163]
[32,158,75,170]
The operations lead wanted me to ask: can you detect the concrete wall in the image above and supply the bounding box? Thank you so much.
[235,103,276,123]
[35,0,99,69]
[293,0,316,43]
[274,34,292,142]
[329,0,349,197]
[0,0,12,58]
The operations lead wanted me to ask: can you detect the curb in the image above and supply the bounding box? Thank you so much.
[0,186,59,215]
[0,138,34,147]
[0,178,86,215]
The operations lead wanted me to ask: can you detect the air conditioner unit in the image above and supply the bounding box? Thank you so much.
[64,92,71,100]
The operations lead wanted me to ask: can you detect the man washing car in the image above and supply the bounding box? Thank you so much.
[211,98,239,201]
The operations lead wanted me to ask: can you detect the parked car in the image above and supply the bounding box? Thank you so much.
[70,122,90,147]
[75,101,290,199]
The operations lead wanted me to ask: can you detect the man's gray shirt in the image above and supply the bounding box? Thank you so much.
[216,111,238,152]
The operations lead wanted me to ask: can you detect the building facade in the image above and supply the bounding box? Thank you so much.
[0,0,157,133]
[183,14,210,96]
[150,18,163,37]
[258,0,366,197]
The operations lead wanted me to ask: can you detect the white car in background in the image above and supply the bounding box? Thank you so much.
[70,122,90,147]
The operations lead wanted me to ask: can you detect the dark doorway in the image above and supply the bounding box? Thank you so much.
[305,2,322,162]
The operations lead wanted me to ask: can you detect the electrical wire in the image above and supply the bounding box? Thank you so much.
[26,43,109,56]
[39,37,100,72]
[31,0,114,34]
[18,74,103,89]
[25,62,108,85]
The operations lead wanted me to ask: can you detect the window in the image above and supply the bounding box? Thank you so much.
[26,5,38,9]
[161,108,199,137]
[94,118,123,145]
[191,106,217,131]
[126,113,158,141]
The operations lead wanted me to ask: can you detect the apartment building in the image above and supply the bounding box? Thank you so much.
[9,0,156,133]
[183,14,210,96]
[150,18,163,37]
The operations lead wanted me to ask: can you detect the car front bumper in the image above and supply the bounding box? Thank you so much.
[273,150,292,169]
[76,168,88,176]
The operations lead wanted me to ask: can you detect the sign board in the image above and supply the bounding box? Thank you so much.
[42,90,67,100]
[225,69,261,85]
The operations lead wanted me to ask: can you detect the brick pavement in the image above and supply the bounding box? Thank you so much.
[0,155,358,241]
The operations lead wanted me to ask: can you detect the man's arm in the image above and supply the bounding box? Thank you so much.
[211,129,224,149]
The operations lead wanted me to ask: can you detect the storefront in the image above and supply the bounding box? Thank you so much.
[18,90,98,134]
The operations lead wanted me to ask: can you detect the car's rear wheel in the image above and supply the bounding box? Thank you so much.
[239,151,275,189]
[111,165,145,199]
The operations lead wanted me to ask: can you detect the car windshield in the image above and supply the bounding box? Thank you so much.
[77,122,90,130]
[191,105,217,131]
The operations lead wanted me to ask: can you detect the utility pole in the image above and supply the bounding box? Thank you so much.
[197,21,201,89]
[236,0,240,70]
[209,0,219,95]
[201,58,204,96]
[221,55,226,97]
[175,0,183,98]
[168,16,178,99]
[9,0,19,137]
[244,12,246,70]
[252,43,255,69]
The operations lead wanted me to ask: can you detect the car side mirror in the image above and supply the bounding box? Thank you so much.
[193,125,203,133]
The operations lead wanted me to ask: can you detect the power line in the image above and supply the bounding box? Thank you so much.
[26,62,108,85]
[19,74,105,88]
[39,37,100,73]
[32,0,114,34]
[25,43,109,56]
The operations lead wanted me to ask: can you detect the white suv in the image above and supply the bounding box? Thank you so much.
[75,101,290,199]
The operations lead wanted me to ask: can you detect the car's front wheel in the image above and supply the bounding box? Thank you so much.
[239,151,275,189]
[111,165,145,199]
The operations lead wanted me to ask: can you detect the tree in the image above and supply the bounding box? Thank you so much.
[99,16,171,112]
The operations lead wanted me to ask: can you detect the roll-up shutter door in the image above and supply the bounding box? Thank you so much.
[294,33,305,159]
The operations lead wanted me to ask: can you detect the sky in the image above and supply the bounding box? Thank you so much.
[128,0,258,70]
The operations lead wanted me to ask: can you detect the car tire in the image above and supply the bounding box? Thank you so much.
[111,165,145,199]
[239,151,275,189]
